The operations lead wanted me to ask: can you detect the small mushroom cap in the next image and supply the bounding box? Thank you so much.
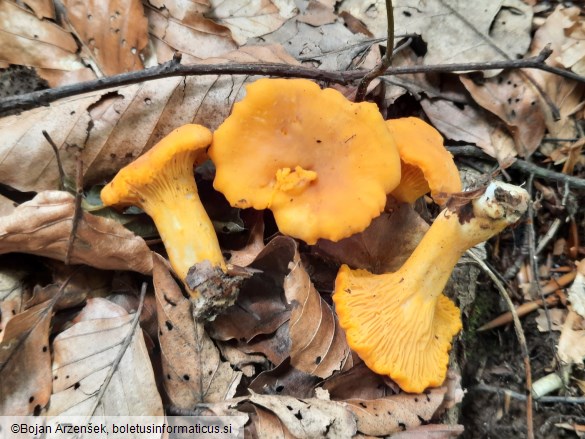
[101,124,212,207]
[386,118,461,204]
[209,78,401,244]
[333,265,462,393]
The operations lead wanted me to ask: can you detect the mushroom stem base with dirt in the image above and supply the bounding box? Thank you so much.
[333,181,529,393]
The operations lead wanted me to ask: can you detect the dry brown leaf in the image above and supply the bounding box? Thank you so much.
[47,297,163,416]
[526,6,585,152]
[0,1,92,87]
[249,358,319,398]
[247,405,297,439]
[248,392,357,439]
[460,71,546,157]
[346,387,457,436]
[250,19,367,71]
[315,202,429,274]
[569,260,585,319]
[341,0,532,70]
[421,98,517,165]
[22,0,55,19]
[554,8,585,76]
[216,340,267,377]
[285,248,350,379]
[145,1,236,62]
[298,0,336,27]
[558,309,585,364]
[153,254,241,407]
[208,237,295,343]
[0,266,26,342]
[0,46,297,192]
[61,0,149,76]
[243,322,291,366]
[227,213,266,267]
[0,299,54,415]
[0,194,17,216]
[208,0,297,45]
[321,361,394,400]
[535,308,566,332]
[0,191,153,274]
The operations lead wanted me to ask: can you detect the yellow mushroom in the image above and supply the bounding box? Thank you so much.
[209,78,402,244]
[387,117,462,204]
[333,181,529,393]
[100,125,253,320]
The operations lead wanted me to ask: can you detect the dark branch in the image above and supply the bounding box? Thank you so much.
[355,0,395,101]
[448,145,585,191]
[1,46,582,117]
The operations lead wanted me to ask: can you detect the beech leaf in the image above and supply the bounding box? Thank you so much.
[0,300,54,415]
[248,392,357,439]
[153,254,241,407]
[285,248,351,379]
[61,0,149,76]
[0,191,153,274]
[47,298,163,416]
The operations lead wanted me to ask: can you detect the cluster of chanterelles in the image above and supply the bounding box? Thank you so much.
[101,78,529,393]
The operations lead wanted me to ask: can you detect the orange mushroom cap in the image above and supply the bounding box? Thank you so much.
[209,78,401,244]
[386,117,461,204]
[101,124,225,282]
[333,181,529,393]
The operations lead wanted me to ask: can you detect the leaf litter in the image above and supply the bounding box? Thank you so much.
[1,0,585,437]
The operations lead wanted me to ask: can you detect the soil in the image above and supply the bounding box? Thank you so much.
[459,279,585,438]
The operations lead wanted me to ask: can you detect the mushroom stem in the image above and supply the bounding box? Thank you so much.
[136,156,225,280]
[100,124,225,284]
[333,181,529,393]
[398,182,528,299]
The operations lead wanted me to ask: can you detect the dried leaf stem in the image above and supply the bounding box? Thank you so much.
[466,249,534,439]
[87,282,147,418]
[1,47,577,117]
[42,130,65,191]
[65,158,84,265]
[447,145,585,191]
[355,0,394,102]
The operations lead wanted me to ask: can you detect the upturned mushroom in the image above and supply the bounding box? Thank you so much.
[386,117,462,204]
[209,78,402,244]
[333,181,529,393]
[101,125,249,318]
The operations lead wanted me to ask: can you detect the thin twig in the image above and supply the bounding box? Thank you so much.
[355,0,394,101]
[467,248,534,439]
[42,130,66,190]
[477,270,576,331]
[65,158,84,265]
[87,282,147,418]
[447,146,585,190]
[472,384,585,404]
[0,47,573,117]
[526,174,557,358]
[536,218,562,255]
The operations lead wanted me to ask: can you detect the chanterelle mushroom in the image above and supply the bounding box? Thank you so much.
[387,117,462,204]
[101,125,251,319]
[333,181,529,393]
[209,78,401,244]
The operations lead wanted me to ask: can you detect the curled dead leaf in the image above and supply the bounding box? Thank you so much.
[0,191,153,274]
[0,299,54,415]
[285,248,351,379]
